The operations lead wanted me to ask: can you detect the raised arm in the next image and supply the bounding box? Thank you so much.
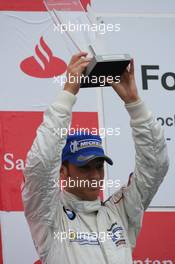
[110,59,169,209]
[125,99,169,210]
[106,59,169,248]
[22,90,76,222]
[22,52,91,223]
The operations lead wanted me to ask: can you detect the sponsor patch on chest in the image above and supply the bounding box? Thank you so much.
[69,231,100,246]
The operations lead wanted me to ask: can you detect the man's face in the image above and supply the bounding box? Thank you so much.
[60,158,105,201]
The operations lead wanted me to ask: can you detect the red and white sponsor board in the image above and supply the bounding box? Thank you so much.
[0,0,175,263]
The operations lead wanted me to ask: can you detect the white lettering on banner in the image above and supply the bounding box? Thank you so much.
[141,65,175,90]
[133,259,174,264]
[3,153,25,171]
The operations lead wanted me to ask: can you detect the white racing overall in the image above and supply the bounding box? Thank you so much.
[22,91,169,264]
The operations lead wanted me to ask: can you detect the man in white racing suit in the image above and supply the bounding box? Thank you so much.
[22,52,169,264]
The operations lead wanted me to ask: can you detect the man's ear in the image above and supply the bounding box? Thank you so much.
[60,164,69,179]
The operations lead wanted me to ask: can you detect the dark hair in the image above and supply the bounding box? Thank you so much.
[62,160,69,167]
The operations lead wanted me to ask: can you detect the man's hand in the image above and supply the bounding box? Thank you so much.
[111,59,139,104]
[64,52,91,95]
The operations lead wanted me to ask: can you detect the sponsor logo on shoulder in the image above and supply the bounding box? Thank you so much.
[107,223,127,247]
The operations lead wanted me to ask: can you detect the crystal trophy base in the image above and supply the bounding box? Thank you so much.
[80,51,131,88]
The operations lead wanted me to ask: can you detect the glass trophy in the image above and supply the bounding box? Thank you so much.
[44,0,131,88]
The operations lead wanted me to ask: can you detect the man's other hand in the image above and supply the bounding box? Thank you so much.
[112,59,140,104]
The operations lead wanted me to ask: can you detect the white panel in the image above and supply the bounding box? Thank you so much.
[1,212,38,264]
[91,0,175,14]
